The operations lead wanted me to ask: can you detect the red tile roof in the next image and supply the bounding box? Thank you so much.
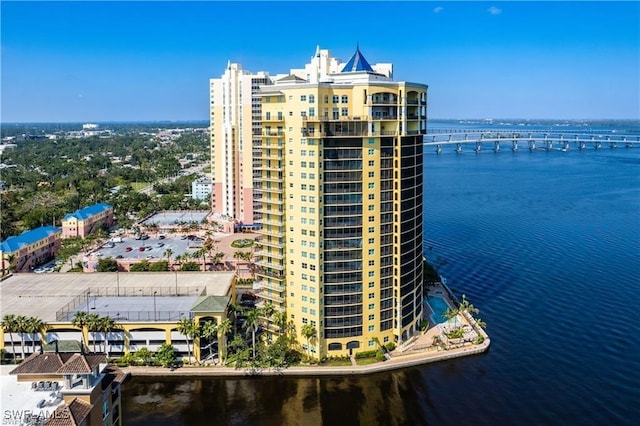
[44,398,93,426]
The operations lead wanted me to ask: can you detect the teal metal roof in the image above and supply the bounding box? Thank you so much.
[0,226,61,253]
[341,46,374,73]
[62,202,112,221]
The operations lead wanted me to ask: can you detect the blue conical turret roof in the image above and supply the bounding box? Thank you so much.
[341,46,374,73]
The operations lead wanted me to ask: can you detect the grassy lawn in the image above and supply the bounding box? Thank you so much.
[356,357,379,366]
[131,182,149,191]
[321,359,353,367]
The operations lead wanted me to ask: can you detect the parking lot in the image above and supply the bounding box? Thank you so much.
[87,234,206,263]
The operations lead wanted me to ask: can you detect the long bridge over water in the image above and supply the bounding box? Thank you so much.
[424,130,640,154]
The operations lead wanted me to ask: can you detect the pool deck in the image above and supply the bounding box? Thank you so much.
[122,282,490,378]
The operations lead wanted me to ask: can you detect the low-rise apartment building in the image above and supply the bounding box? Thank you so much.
[0,226,62,273]
[61,203,114,239]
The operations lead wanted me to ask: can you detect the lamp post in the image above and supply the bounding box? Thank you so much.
[153,291,158,321]
[86,291,90,314]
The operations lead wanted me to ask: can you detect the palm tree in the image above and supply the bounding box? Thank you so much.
[272,311,287,337]
[460,294,479,316]
[200,320,218,360]
[1,314,17,360]
[217,318,232,364]
[26,317,46,354]
[164,248,174,270]
[228,303,244,335]
[14,315,28,359]
[97,316,116,356]
[244,309,261,359]
[71,311,89,351]
[86,313,101,353]
[475,318,487,329]
[443,307,459,329]
[177,317,200,365]
[300,324,317,360]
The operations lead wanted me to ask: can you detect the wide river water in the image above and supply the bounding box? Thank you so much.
[122,121,640,425]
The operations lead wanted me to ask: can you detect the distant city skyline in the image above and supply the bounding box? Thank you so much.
[1,1,638,122]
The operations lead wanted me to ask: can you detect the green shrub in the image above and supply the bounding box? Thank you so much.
[475,335,485,344]
[355,349,378,359]
[384,342,396,351]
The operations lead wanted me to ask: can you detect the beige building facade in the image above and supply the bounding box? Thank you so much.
[253,47,428,359]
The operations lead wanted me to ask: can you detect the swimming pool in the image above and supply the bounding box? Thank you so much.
[425,295,452,324]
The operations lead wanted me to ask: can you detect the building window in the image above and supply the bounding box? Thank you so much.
[368,160,374,166]
[368,325,375,332]
[368,271,375,277]
[309,95,315,103]
[301,95,307,101]
[368,260,375,266]
[341,108,348,116]
[341,95,348,103]
[332,95,339,103]
[368,293,375,299]
[368,205,374,211]
[369,303,375,309]
[368,216,375,222]
[368,194,375,200]
[309,107,315,117]
[368,183,375,189]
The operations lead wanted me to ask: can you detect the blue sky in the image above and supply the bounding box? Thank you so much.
[1,1,638,122]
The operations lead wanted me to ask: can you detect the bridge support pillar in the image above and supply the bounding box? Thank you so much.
[512,140,518,151]
[475,142,482,153]
[494,141,500,152]
[563,141,569,151]
[436,144,442,154]
[595,142,601,150]
[456,143,463,154]
[546,140,553,150]
[529,140,536,151]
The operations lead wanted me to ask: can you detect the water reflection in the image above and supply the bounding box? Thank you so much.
[122,370,427,425]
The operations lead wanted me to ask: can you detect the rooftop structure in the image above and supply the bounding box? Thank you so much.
[0,272,235,363]
[1,349,126,426]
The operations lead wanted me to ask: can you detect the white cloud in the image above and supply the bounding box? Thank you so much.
[433,6,444,14]
[488,6,502,15]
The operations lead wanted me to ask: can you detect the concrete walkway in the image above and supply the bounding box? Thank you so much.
[122,335,490,378]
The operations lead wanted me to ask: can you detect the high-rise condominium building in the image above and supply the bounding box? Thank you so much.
[253,47,428,359]
[209,63,275,225]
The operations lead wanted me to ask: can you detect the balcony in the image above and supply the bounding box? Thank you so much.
[262,131,285,137]
[259,227,284,238]
[255,238,285,250]
[303,115,368,122]
[255,207,284,216]
[254,185,283,194]
[254,280,285,292]
[255,260,285,271]
[256,249,285,260]
[257,293,285,305]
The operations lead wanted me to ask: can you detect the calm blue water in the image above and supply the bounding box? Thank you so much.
[426,295,450,324]
[122,121,640,425]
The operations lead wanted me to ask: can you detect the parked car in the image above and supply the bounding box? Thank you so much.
[159,235,166,240]
[138,247,145,252]
[115,255,124,259]
[157,242,164,247]
[125,247,133,252]
[140,235,150,240]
